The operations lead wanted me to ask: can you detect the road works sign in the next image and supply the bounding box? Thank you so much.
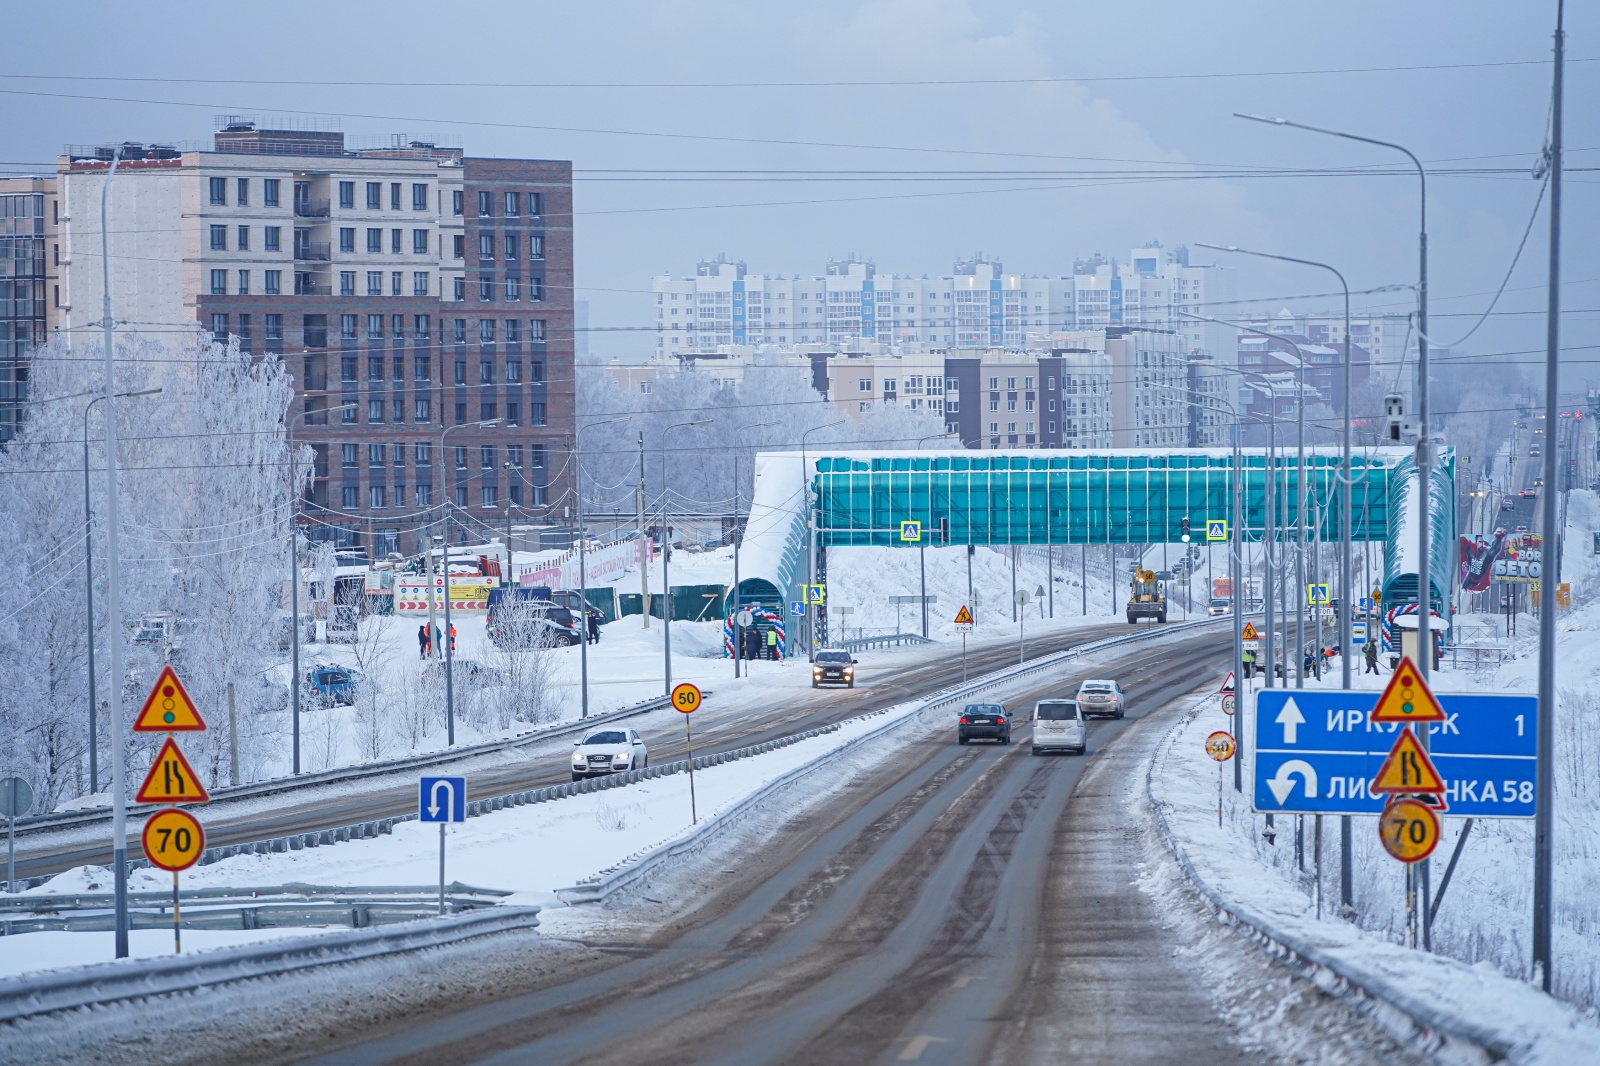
[133,666,207,732]
[953,604,974,632]
[1240,622,1259,641]
[1252,687,1537,818]
[419,776,467,823]
[1206,519,1228,541]
[135,737,211,805]
[899,520,922,542]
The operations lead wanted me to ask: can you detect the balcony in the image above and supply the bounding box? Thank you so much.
[294,242,331,262]
[294,198,331,218]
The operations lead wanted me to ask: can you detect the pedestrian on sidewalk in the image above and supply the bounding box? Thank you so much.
[1364,638,1380,674]
[417,624,430,659]
[448,623,457,655]
[765,628,779,660]
[587,610,601,644]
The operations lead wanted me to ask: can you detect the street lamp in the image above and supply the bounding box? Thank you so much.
[438,418,501,745]
[287,401,357,776]
[573,415,632,715]
[732,420,779,678]
[914,432,950,638]
[800,419,847,661]
[1197,243,1355,693]
[82,387,161,794]
[660,419,712,695]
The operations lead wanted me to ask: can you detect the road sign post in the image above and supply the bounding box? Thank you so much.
[672,683,703,823]
[1,777,33,895]
[419,776,467,916]
[953,605,974,680]
[132,665,210,955]
[1206,732,1235,826]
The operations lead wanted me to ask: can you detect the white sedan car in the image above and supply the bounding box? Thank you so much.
[1031,698,1086,755]
[1075,679,1125,719]
[572,728,649,780]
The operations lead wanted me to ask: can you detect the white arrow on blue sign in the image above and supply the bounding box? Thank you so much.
[419,776,467,823]
[1252,690,1537,818]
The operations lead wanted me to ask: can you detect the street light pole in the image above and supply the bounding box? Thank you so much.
[82,387,160,795]
[660,419,712,695]
[800,420,847,662]
[572,415,631,717]
[438,418,501,745]
[732,421,779,678]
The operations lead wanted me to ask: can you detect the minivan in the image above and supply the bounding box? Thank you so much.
[1032,698,1086,755]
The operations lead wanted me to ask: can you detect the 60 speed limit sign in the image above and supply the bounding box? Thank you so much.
[1220,693,1237,716]
[671,682,703,714]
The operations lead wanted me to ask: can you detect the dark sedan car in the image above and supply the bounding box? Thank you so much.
[958,702,1011,745]
[811,649,857,688]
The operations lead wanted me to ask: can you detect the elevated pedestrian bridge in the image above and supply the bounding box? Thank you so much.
[733,447,1453,618]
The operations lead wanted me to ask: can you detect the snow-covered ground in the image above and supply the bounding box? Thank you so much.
[1171,488,1600,1016]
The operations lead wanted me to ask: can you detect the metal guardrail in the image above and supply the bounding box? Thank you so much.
[1147,704,1514,1066]
[0,883,510,935]
[0,905,541,1025]
[842,631,933,651]
[17,690,687,839]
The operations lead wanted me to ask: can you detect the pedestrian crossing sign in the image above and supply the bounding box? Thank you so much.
[899,520,922,542]
[1206,519,1228,542]
[805,584,826,605]
[1306,583,1331,606]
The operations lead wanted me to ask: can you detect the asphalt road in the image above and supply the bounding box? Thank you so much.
[13,618,1178,883]
[289,629,1257,1066]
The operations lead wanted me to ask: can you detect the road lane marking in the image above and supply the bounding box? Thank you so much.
[951,974,985,989]
[898,1034,950,1060]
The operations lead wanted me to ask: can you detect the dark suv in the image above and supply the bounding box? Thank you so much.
[811,649,857,688]
[958,702,1011,745]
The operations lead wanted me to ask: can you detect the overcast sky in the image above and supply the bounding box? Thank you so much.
[5,0,1594,396]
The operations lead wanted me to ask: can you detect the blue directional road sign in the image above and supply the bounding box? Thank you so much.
[419,776,467,823]
[1252,690,1537,818]
[1359,596,1375,612]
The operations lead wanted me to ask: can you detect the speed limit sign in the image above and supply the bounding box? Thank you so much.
[142,807,206,872]
[671,682,703,714]
[1221,693,1237,716]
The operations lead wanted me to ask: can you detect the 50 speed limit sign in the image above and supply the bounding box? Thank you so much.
[671,682,703,714]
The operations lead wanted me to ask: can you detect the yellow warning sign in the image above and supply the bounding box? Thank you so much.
[133,666,207,733]
[141,807,206,872]
[135,737,211,805]
[1370,726,1446,795]
[953,605,974,625]
[1369,656,1445,723]
[1378,797,1441,863]
[1241,622,1259,641]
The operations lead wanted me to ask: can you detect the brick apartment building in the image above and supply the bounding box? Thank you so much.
[40,121,573,556]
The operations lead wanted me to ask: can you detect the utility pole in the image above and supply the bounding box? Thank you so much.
[1533,0,1565,993]
[637,432,649,630]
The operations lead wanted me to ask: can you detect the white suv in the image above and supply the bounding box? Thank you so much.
[1032,699,1086,755]
[1075,679,1125,719]
[571,728,649,780]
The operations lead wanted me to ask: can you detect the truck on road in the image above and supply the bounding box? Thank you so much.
[1126,568,1167,624]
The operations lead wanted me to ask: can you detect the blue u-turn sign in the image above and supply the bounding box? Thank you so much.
[419,776,467,823]
[1252,690,1536,818]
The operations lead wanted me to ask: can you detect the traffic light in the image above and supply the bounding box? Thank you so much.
[939,516,950,544]
[1180,516,1191,542]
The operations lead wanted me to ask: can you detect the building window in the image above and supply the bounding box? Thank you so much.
[338,227,355,253]
[210,312,228,337]
[209,225,227,251]
[370,486,386,508]
[394,397,404,423]
[453,318,467,343]
[454,485,467,507]
[263,179,280,207]
[342,486,358,509]
[504,191,520,215]
[504,402,520,425]
[479,277,493,302]
[503,319,521,345]
[264,226,281,252]
[479,444,495,469]
[391,271,403,297]
[209,269,227,295]
[236,225,250,251]
[452,190,463,216]
[478,318,496,344]
[451,234,465,260]
[340,314,357,340]
[412,183,428,211]
[480,402,497,421]
[479,360,494,384]
[529,360,544,383]
[414,442,431,465]
[528,278,543,301]
[365,228,381,254]
[528,192,542,216]
[367,271,382,296]
[454,359,466,385]
[366,182,381,210]
[368,355,383,381]
[416,483,432,506]
[478,234,494,260]
[506,360,521,383]
[529,319,545,341]
[413,272,429,296]
[406,227,427,255]
[390,183,401,211]
[389,228,401,254]
[236,269,250,295]
[339,271,356,296]
[264,312,283,341]
[529,402,546,426]
[340,403,357,425]
[504,234,519,261]
[341,354,358,381]
[368,444,385,467]
[454,446,467,469]
[367,399,383,423]
[529,235,543,259]
[477,190,493,216]
[508,482,522,506]
[504,276,519,301]
[414,354,431,380]
[208,177,226,206]
[261,269,279,295]
[413,314,430,340]
[453,277,465,301]
[339,443,357,468]
[337,181,354,209]
[454,402,466,424]
[415,397,431,422]
[1047,421,1056,433]
[481,485,498,508]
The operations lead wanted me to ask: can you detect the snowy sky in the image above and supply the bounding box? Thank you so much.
[3,1,1595,391]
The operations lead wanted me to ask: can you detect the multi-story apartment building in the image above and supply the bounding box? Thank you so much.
[1054,328,1188,449]
[651,246,1234,364]
[49,123,573,555]
[0,177,60,441]
[1240,308,1409,370]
